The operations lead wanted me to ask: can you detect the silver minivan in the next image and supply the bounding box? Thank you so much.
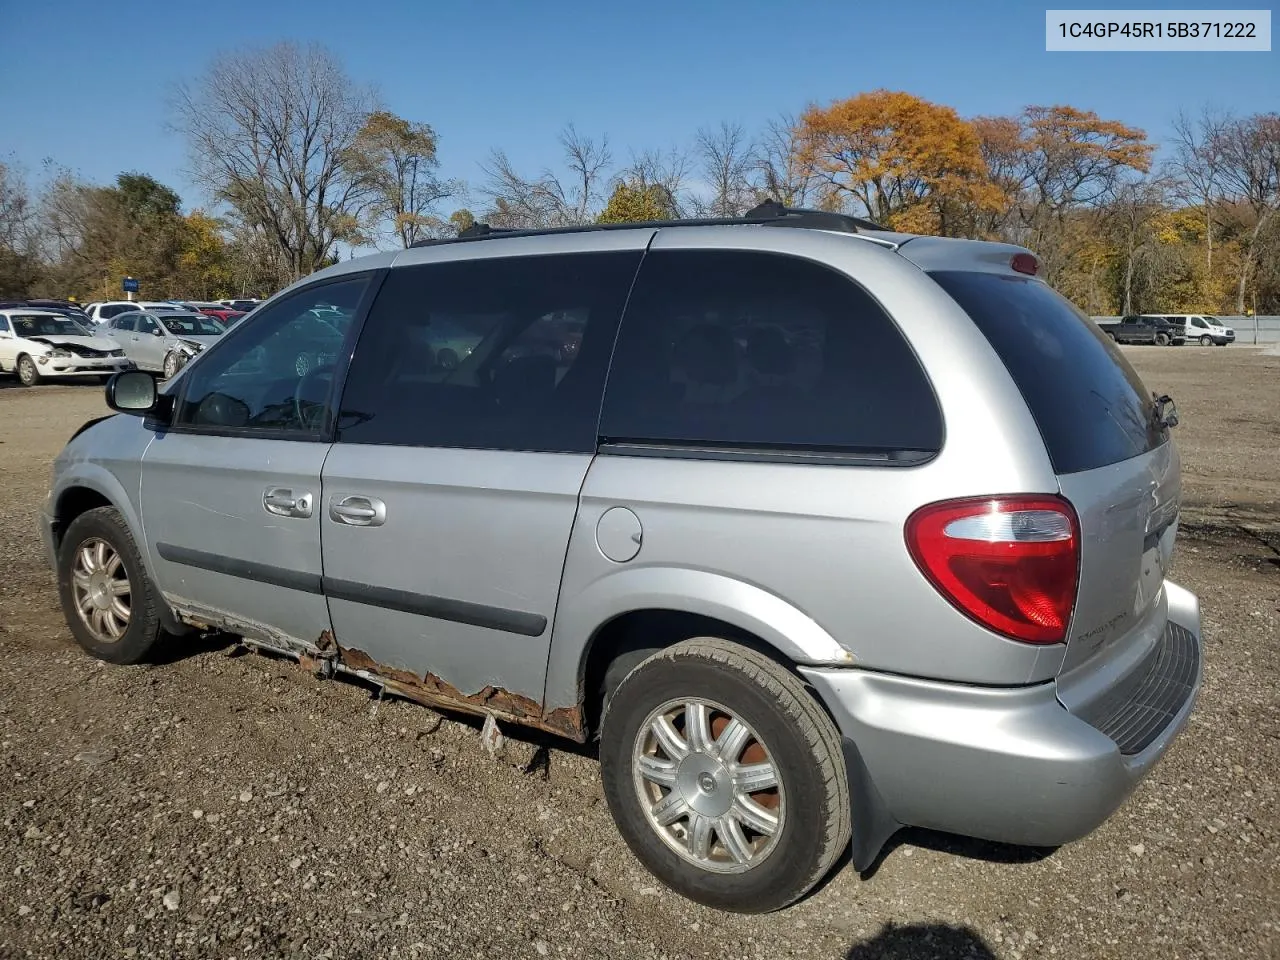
[39,205,1203,913]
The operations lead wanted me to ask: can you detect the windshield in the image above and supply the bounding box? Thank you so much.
[1205,316,1223,327]
[10,314,93,337]
[161,314,225,336]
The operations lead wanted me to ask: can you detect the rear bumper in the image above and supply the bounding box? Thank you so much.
[801,580,1202,865]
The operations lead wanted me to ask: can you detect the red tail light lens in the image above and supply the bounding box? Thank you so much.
[1011,253,1039,275]
[905,496,1080,644]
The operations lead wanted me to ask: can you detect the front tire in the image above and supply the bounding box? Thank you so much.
[600,638,851,913]
[17,354,40,386]
[163,352,182,379]
[1200,335,1213,346]
[56,507,164,665]
[1155,332,1170,346]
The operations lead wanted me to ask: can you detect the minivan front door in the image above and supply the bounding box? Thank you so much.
[319,248,645,734]
[138,274,377,656]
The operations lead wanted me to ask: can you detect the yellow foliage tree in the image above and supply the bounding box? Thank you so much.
[176,211,233,299]
[597,182,677,224]
[795,90,1004,235]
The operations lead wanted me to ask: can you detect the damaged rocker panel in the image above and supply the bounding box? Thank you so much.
[170,596,586,742]
[337,645,586,742]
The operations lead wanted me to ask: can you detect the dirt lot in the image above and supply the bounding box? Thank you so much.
[0,346,1277,960]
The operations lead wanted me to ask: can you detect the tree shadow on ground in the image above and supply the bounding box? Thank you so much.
[846,922,996,959]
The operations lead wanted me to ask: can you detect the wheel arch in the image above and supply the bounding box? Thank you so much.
[50,472,189,636]
[544,566,855,735]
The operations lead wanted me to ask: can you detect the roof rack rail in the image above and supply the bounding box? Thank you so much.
[408,201,887,248]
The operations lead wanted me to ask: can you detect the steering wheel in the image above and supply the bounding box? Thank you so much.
[292,365,335,430]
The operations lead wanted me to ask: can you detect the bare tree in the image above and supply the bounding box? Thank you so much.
[754,113,815,207]
[480,124,612,228]
[1170,107,1227,270]
[172,42,376,285]
[696,122,755,217]
[1212,113,1280,311]
[0,161,39,295]
[1108,177,1174,314]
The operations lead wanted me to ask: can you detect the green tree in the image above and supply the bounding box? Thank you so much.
[37,170,193,299]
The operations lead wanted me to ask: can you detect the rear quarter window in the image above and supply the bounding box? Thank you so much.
[600,250,942,460]
[930,270,1165,475]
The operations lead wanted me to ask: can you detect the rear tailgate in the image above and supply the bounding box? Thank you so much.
[925,268,1182,702]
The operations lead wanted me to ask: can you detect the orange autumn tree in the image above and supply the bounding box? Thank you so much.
[795,90,1003,236]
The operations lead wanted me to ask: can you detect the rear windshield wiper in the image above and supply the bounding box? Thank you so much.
[1152,393,1179,430]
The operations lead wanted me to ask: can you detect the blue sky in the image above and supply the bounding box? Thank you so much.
[2,0,1275,219]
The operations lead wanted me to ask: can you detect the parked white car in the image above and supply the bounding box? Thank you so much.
[0,309,131,386]
[82,301,197,326]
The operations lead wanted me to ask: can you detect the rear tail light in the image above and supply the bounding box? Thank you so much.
[905,496,1080,644]
[1011,253,1039,275]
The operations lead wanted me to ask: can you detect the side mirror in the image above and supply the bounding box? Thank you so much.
[105,370,159,414]
[152,328,164,337]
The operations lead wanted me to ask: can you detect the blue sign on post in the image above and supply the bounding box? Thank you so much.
[122,277,139,293]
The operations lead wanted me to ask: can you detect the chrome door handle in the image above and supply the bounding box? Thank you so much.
[263,488,314,518]
[329,495,386,527]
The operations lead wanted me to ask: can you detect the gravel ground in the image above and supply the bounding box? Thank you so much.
[0,346,1277,960]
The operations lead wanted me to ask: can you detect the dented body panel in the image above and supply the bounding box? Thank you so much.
[139,432,333,651]
[319,444,593,719]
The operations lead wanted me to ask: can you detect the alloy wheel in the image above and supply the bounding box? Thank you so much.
[70,537,131,644]
[632,697,785,874]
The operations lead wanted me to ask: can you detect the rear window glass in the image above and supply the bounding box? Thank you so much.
[931,271,1165,475]
[599,250,943,458]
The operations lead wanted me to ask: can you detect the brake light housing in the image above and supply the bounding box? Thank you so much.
[1011,253,1039,275]
[905,496,1080,645]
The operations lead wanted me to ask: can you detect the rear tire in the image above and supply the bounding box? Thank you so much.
[600,637,851,913]
[56,506,165,665]
[17,354,40,386]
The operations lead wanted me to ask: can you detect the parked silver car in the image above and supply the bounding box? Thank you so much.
[96,310,227,378]
[39,204,1203,913]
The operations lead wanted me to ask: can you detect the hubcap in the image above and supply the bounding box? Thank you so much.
[632,698,785,874]
[70,538,131,643]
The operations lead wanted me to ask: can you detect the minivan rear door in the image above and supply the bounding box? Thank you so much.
[927,270,1179,691]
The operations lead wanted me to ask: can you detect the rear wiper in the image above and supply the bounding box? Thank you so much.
[1152,393,1179,430]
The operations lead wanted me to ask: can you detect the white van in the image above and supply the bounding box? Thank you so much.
[1174,315,1235,346]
